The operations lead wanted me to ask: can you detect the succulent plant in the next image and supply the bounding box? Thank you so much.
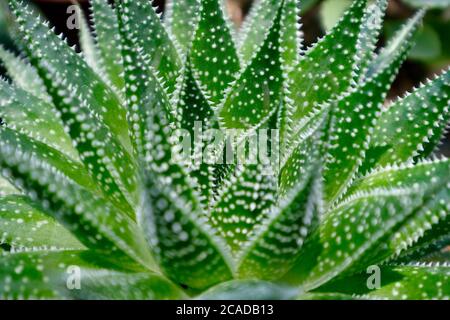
[0,0,449,300]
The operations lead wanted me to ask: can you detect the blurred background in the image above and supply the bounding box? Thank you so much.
[0,0,449,155]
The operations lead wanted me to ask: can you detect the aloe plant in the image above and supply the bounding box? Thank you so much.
[0,0,449,300]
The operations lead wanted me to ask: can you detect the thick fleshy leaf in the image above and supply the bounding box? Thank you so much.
[8,0,139,212]
[219,4,283,129]
[0,251,183,299]
[286,159,450,290]
[177,61,217,207]
[210,163,277,254]
[142,173,233,289]
[139,88,233,289]
[365,68,450,170]
[0,128,155,270]
[283,185,440,290]
[75,4,101,80]
[279,109,327,195]
[191,0,240,105]
[178,62,215,131]
[117,8,175,160]
[239,0,301,68]
[235,121,323,279]
[365,10,425,79]
[7,0,131,153]
[238,0,293,66]
[164,0,201,52]
[90,0,125,92]
[345,159,450,265]
[355,0,387,80]
[0,79,78,160]
[238,0,280,63]
[199,280,299,300]
[0,195,83,250]
[279,0,302,71]
[323,11,424,205]
[316,264,450,300]
[394,230,450,264]
[116,0,181,96]
[237,178,319,279]
[286,0,369,137]
[0,45,50,102]
[0,128,97,193]
[277,0,304,147]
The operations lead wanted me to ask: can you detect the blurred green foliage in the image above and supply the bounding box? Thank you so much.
[0,0,13,49]
[318,0,450,67]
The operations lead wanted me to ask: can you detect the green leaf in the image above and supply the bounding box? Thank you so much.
[394,230,450,264]
[238,0,280,64]
[283,186,436,290]
[0,195,84,250]
[235,119,324,279]
[239,0,301,68]
[164,0,201,52]
[117,10,175,160]
[75,4,101,81]
[177,61,217,207]
[0,45,50,102]
[365,10,425,79]
[279,0,302,71]
[279,109,327,195]
[278,0,304,146]
[142,173,233,289]
[191,0,240,105]
[366,67,450,170]
[210,164,278,254]
[139,88,233,289]
[90,0,126,92]
[320,0,352,31]
[8,0,140,212]
[219,4,283,129]
[199,280,299,300]
[316,264,450,300]
[0,128,155,270]
[116,0,181,96]
[355,1,388,80]
[345,159,450,265]
[286,0,369,137]
[237,178,320,279]
[0,79,79,160]
[7,0,132,154]
[178,61,215,131]
[0,250,183,299]
[323,10,424,205]
[0,128,97,193]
